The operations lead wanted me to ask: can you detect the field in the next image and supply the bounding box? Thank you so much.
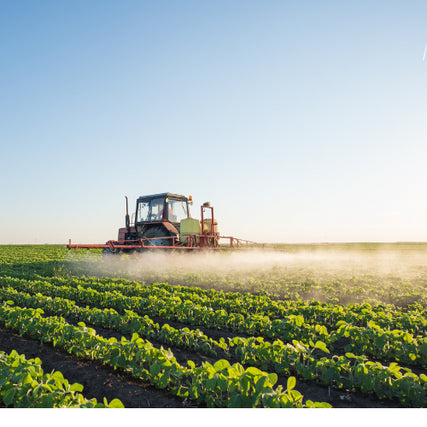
[0,243,426,408]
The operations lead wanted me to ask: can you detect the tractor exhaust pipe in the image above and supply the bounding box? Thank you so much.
[125,196,130,231]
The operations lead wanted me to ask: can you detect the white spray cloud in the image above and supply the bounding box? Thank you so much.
[66,246,427,285]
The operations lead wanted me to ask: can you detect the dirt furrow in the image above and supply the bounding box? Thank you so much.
[0,328,186,408]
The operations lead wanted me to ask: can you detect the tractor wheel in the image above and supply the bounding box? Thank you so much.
[102,247,120,255]
[142,226,173,247]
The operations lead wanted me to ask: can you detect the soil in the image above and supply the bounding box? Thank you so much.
[0,328,185,408]
[0,326,401,408]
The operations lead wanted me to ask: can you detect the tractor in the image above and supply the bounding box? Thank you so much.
[67,192,258,253]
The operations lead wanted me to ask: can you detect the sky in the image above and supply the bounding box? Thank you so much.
[1,0,427,244]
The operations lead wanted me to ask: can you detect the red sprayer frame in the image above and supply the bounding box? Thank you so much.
[67,235,261,252]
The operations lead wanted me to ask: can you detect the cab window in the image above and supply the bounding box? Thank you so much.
[137,198,165,222]
[168,199,188,222]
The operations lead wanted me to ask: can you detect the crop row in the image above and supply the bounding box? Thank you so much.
[61,246,427,308]
[1,276,425,367]
[2,245,426,310]
[228,336,427,407]
[0,285,227,357]
[0,349,123,408]
[0,276,330,346]
[1,286,426,407]
[2,243,425,335]
[0,302,329,408]
[45,275,427,335]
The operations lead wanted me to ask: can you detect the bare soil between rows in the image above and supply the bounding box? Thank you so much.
[0,328,186,408]
[0,327,400,408]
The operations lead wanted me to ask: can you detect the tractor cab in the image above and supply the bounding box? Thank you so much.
[122,193,190,246]
[117,192,219,248]
[136,193,190,229]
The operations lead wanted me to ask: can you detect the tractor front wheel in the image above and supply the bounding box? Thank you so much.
[102,247,120,255]
[142,226,173,247]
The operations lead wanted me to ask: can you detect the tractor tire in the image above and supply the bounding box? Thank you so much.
[102,247,120,255]
[142,226,173,247]
[121,248,135,254]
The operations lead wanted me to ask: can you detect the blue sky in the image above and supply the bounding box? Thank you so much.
[1,1,426,244]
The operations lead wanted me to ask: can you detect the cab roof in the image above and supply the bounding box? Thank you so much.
[137,193,188,202]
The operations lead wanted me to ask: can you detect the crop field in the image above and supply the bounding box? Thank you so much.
[0,243,426,408]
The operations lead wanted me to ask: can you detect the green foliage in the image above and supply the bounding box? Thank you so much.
[0,245,426,408]
[0,303,330,408]
[0,350,123,408]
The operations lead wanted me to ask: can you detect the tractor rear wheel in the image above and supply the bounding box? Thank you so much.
[142,226,173,247]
